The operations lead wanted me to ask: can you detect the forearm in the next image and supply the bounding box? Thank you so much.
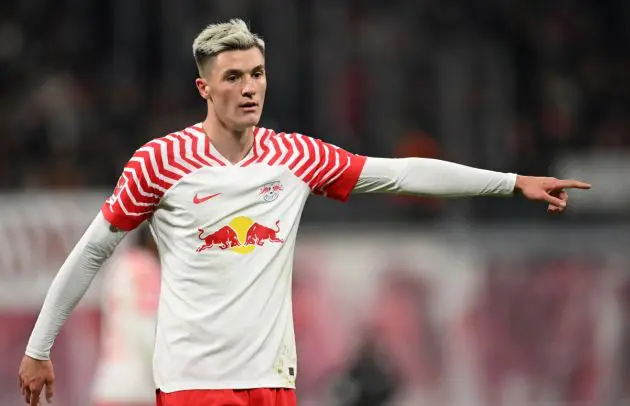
[25,212,126,360]
[353,157,517,196]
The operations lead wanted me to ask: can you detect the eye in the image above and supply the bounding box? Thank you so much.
[226,75,238,82]
[253,71,265,79]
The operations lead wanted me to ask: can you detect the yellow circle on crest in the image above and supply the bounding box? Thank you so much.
[228,216,255,254]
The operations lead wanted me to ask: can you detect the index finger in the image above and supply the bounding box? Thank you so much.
[554,179,591,189]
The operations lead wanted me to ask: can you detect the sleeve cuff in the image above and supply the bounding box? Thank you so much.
[100,204,144,231]
[25,348,50,361]
[322,155,367,202]
[505,173,518,195]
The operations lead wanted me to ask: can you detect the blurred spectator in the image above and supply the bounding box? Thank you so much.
[292,258,350,399]
[466,258,600,406]
[91,226,160,406]
[333,268,445,406]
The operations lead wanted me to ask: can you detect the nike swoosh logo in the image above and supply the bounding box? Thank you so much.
[193,193,221,204]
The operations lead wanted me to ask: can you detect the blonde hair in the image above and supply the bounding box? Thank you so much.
[192,19,265,73]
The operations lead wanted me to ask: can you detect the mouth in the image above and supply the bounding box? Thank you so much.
[239,102,258,110]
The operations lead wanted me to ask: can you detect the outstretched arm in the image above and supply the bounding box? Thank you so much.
[354,157,590,211]
[354,157,517,197]
[19,212,126,405]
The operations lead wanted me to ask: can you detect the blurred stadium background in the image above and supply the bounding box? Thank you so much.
[2,1,630,405]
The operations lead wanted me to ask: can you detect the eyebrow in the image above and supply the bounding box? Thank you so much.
[222,65,266,77]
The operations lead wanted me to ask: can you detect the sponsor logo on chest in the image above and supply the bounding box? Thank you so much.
[193,180,287,254]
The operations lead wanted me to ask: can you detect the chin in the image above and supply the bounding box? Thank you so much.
[233,117,261,131]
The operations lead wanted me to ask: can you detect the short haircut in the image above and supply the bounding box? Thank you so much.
[192,18,265,74]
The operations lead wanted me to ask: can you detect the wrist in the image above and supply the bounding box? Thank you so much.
[514,175,526,192]
[25,349,50,361]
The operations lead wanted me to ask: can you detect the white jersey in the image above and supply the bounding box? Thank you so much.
[91,247,160,404]
[100,124,366,392]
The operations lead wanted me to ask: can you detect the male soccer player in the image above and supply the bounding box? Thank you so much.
[91,226,160,406]
[19,18,590,406]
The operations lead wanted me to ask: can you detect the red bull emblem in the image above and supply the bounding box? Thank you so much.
[245,220,283,246]
[260,181,284,202]
[196,216,284,254]
[196,226,240,252]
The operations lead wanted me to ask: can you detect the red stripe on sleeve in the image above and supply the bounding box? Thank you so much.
[279,135,295,166]
[162,137,189,173]
[288,134,306,171]
[272,133,366,202]
[101,127,219,231]
[267,135,283,166]
[294,134,317,178]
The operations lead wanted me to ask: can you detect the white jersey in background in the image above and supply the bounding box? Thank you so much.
[91,247,160,405]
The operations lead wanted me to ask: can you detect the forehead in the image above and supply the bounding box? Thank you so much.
[211,48,265,73]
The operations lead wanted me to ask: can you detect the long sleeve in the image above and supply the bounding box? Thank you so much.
[25,212,127,360]
[353,157,517,196]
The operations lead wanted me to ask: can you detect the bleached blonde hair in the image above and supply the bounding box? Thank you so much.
[192,19,265,74]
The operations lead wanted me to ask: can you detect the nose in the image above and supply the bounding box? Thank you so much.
[242,76,256,98]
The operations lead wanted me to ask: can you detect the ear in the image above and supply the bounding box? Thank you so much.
[195,78,210,100]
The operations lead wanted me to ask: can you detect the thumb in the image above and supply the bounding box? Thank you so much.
[543,192,566,208]
[45,379,54,403]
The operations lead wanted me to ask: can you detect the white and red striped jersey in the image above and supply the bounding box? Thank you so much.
[91,247,160,404]
[101,123,366,392]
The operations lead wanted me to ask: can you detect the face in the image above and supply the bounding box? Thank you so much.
[196,47,266,131]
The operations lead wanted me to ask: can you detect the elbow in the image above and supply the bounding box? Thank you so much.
[84,240,115,262]
[393,158,418,192]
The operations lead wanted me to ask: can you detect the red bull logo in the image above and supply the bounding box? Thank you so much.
[196,216,284,254]
[260,181,284,202]
[196,226,240,251]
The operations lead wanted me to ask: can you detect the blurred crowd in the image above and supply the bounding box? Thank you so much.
[292,257,619,406]
[0,0,628,221]
[4,238,628,406]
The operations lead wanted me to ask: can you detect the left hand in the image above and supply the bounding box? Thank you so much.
[515,176,591,214]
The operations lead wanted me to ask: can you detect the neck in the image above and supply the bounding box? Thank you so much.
[202,112,254,165]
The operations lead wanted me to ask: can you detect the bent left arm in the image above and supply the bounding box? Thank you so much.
[353,157,517,197]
